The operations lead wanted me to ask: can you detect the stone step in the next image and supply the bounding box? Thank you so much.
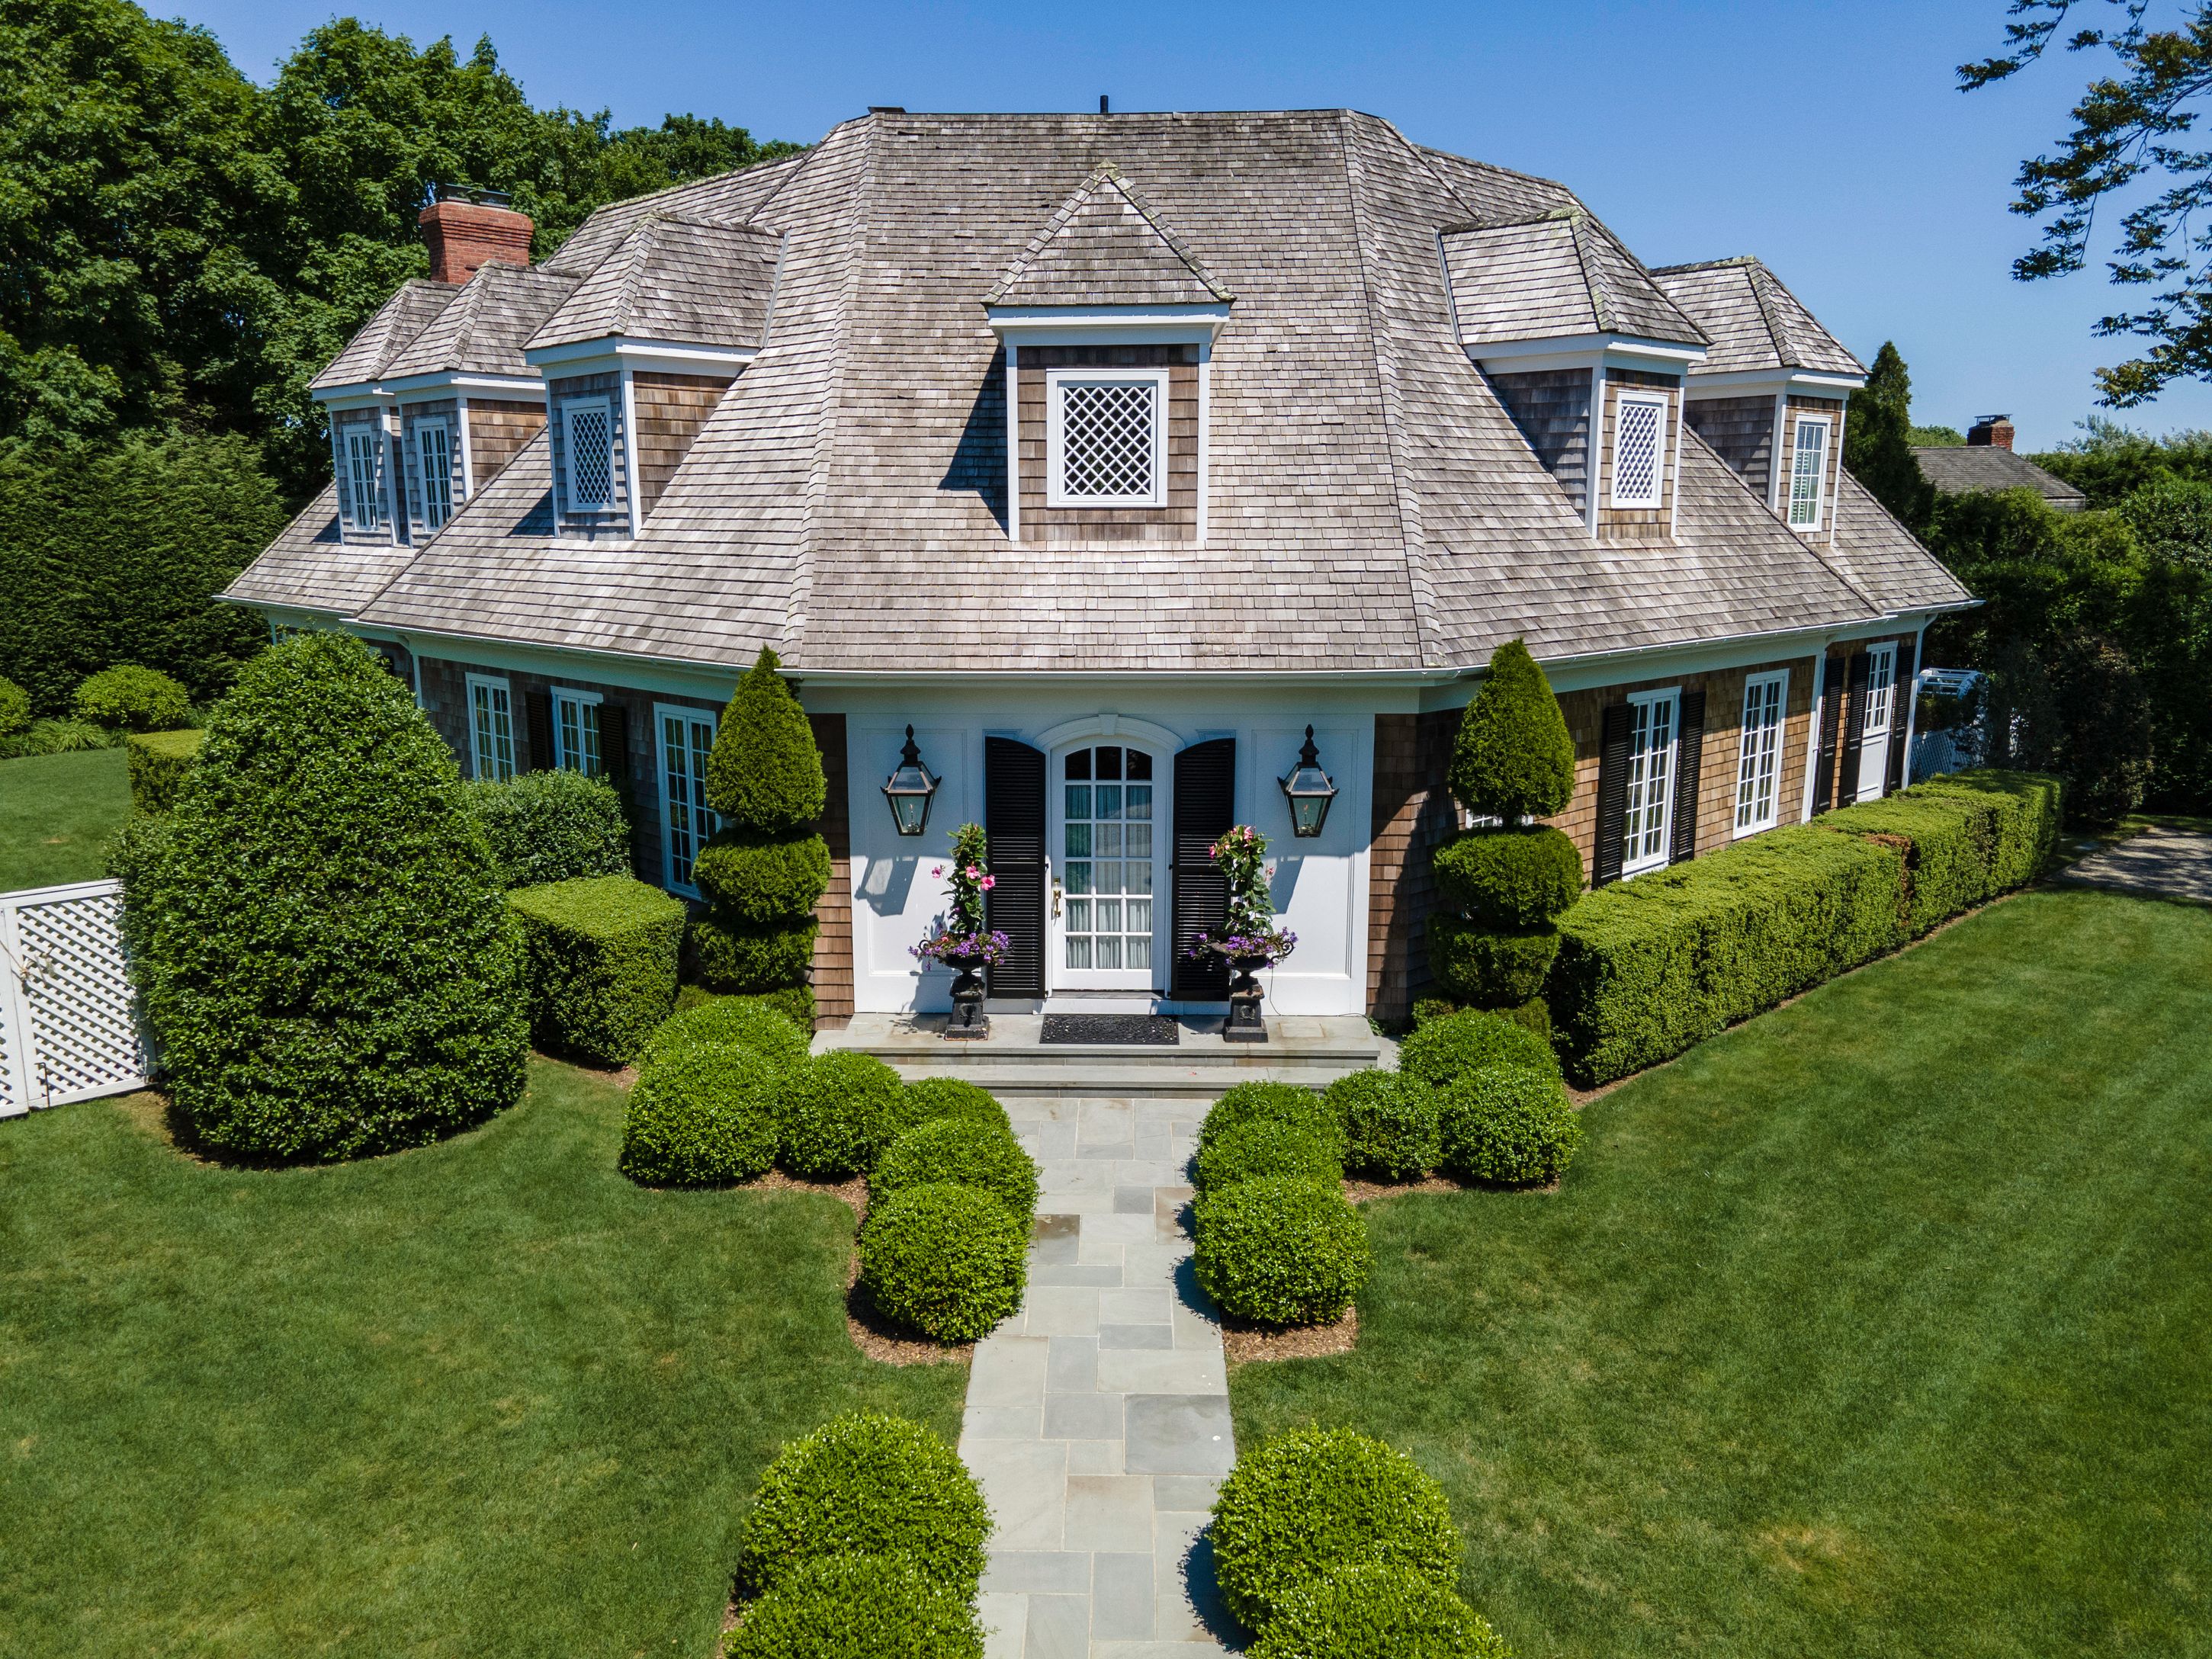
[878,1061,1374,1100]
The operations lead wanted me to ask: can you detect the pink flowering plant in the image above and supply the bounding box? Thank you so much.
[912,822,1012,967]
[1189,823,1296,964]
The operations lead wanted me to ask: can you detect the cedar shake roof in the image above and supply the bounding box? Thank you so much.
[238,110,1969,675]
[1911,444,2086,510]
[384,262,581,380]
[987,165,1232,306]
[528,215,781,351]
[1650,257,1865,378]
[1443,212,1706,348]
[307,279,461,391]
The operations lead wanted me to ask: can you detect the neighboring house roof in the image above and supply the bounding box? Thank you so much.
[987,165,1233,306]
[239,110,1966,676]
[384,262,581,381]
[1650,257,1864,378]
[1911,444,2087,509]
[307,279,461,391]
[528,214,782,351]
[1442,211,1706,348]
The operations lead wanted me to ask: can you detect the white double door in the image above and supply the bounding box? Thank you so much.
[1048,742,1167,992]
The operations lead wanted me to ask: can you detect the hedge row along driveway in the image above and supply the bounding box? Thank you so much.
[1232,890,2212,1657]
[0,1058,967,1657]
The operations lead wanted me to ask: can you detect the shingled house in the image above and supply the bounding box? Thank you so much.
[224,109,1973,1026]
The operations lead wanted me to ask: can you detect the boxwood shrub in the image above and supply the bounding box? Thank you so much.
[1824,769,2064,935]
[1323,1070,1440,1181]
[1398,1007,1557,1089]
[888,1076,1012,1139]
[0,674,28,738]
[507,874,685,1065]
[74,663,191,731]
[1192,1118,1343,1195]
[1209,1426,1462,1634]
[736,1412,991,1597]
[724,1553,984,1658]
[462,768,631,890]
[1433,824,1583,927]
[778,1049,906,1176]
[692,913,819,993]
[1438,1063,1581,1186]
[1427,914,1560,1006]
[1253,1562,1508,1659]
[618,1040,781,1185]
[1919,769,2063,890]
[125,728,203,813]
[676,980,816,1036]
[1193,1177,1370,1327]
[692,829,833,925]
[859,1183,1028,1340]
[873,1117,1039,1225]
[644,993,811,1071]
[1196,1080,1347,1161]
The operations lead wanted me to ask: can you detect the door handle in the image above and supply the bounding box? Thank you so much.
[1051,878,1062,918]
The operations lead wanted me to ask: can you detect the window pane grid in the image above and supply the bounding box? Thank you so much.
[555,696,602,776]
[470,681,515,781]
[1622,695,1677,872]
[345,429,383,529]
[1613,398,1664,507]
[419,422,452,530]
[567,403,613,509]
[1735,675,1787,832]
[1061,745,1154,971]
[1864,648,1896,736]
[1790,420,1828,528]
[1059,381,1157,501]
[662,712,716,889]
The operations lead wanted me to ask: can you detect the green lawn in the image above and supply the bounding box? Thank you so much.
[1235,889,2212,1658]
[0,1060,965,1658]
[0,746,131,891]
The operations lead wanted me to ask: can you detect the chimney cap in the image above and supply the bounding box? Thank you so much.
[1973,413,2011,425]
[1100,95,1110,114]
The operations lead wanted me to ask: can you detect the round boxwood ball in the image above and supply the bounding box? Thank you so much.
[1209,1426,1462,1635]
[1196,1080,1347,1162]
[1192,1118,1343,1195]
[737,1412,991,1597]
[642,995,810,1071]
[1323,1069,1440,1182]
[1193,1177,1370,1327]
[74,663,192,732]
[888,1076,1012,1140]
[618,1042,780,1186]
[690,914,819,993]
[1252,1562,1509,1659]
[1398,1008,1557,1089]
[874,1117,1040,1226]
[1433,826,1583,928]
[1437,1063,1582,1186]
[859,1182,1029,1341]
[778,1049,906,1177]
[726,1552,985,1658]
[692,829,833,925]
[1427,916,1561,1007]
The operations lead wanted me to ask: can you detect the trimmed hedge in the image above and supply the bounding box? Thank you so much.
[1324,1069,1440,1181]
[889,1076,1013,1140]
[463,768,631,890]
[1193,1177,1370,1327]
[779,1049,906,1177]
[736,1413,991,1597]
[1253,1563,1509,1659]
[618,1040,781,1185]
[644,994,811,1071]
[692,914,820,993]
[1209,1426,1462,1635]
[859,1182,1028,1340]
[125,727,204,813]
[1427,915,1560,1006]
[1196,1080,1347,1162]
[1433,824,1583,927]
[692,830,833,925]
[0,675,29,737]
[74,663,191,731]
[1825,769,2066,935]
[873,1117,1040,1225]
[1398,1008,1557,1089]
[724,1553,985,1658]
[1193,1118,1344,1195]
[1438,1063,1581,1186]
[508,874,685,1065]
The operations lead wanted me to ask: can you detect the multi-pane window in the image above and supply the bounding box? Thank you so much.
[342,426,384,531]
[1049,373,1166,506]
[1734,671,1789,834]
[1061,745,1154,972]
[467,675,515,781]
[659,707,717,891]
[1622,690,1678,876]
[1863,644,1896,739]
[563,399,614,511]
[554,691,602,776]
[417,419,453,531]
[1612,395,1667,509]
[1789,417,1830,528]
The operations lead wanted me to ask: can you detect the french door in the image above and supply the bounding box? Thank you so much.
[1050,743,1164,991]
[656,704,718,893]
[1855,644,1897,803]
[1620,690,1679,878]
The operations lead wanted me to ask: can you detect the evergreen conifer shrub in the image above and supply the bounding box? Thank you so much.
[1432,825,1583,926]
[1446,640,1575,820]
[1427,916,1562,1005]
[0,675,28,737]
[708,648,827,831]
[692,830,833,924]
[140,633,526,1161]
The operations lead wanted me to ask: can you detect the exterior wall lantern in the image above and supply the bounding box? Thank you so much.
[881,726,939,836]
[1278,725,1337,838]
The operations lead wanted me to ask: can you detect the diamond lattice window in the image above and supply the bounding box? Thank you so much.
[1057,380,1160,503]
[565,401,613,510]
[1613,397,1665,509]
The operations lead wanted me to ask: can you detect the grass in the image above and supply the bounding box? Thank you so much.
[0,1058,965,1657]
[1233,889,2212,1657]
[0,746,131,891]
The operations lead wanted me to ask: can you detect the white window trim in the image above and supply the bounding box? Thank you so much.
[1732,669,1790,837]
[653,701,719,897]
[466,673,516,782]
[339,422,386,532]
[551,686,604,775]
[1862,642,1898,740]
[1622,686,1681,879]
[561,396,615,512]
[1045,367,1170,509]
[416,416,453,532]
[1787,414,1834,531]
[1610,390,1669,511]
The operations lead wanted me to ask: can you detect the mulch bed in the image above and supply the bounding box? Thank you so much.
[1222,1304,1358,1364]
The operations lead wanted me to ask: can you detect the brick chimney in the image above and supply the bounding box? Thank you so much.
[1966,413,2015,451]
[419,185,533,284]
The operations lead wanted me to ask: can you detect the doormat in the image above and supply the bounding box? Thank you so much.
[1040,1015,1181,1046]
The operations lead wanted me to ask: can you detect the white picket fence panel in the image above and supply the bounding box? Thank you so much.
[0,878,152,1118]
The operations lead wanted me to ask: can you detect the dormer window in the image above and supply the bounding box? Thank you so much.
[1048,371,1168,507]
[341,425,386,531]
[1788,415,1831,529]
[562,397,615,511]
[1611,394,1668,510]
[416,417,453,531]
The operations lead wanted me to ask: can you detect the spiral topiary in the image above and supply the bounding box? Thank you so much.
[1192,1118,1344,1195]
[1397,1008,1557,1089]
[1437,1063,1582,1186]
[777,1049,906,1177]
[859,1183,1029,1340]
[708,648,828,833]
[618,1041,781,1186]
[1446,640,1575,821]
[724,1553,986,1658]
[872,1117,1040,1226]
[692,830,833,926]
[1427,917,1562,1007]
[1251,1562,1510,1659]
[691,914,820,995]
[1192,1176,1370,1327]
[887,1076,1012,1140]
[1196,1080,1347,1162]
[1323,1069,1441,1181]
[1432,826,1584,929]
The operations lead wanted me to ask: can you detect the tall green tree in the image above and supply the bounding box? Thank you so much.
[1844,342,1937,528]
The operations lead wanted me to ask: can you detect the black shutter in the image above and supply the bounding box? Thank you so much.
[1669,687,1706,865]
[1591,703,1633,887]
[1170,738,1237,999]
[1886,637,1918,794]
[526,688,555,772]
[598,702,638,874]
[984,737,1047,999]
[1838,651,1873,807]
[1812,656,1847,814]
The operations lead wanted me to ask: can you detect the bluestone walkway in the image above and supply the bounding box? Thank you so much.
[962,1096,1238,1657]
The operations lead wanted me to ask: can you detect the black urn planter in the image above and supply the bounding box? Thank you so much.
[1214,949,1271,1043]
[943,953,990,1040]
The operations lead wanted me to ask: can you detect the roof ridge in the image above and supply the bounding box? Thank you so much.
[1566,213,1612,333]
[1649,254,1761,276]
[1741,262,1796,368]
[984,162,1231,304]
[608,217,660,336]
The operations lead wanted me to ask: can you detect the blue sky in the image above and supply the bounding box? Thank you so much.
[168,0,2212,451]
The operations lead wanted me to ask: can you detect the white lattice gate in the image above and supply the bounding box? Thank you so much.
[0,879,152,1117]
